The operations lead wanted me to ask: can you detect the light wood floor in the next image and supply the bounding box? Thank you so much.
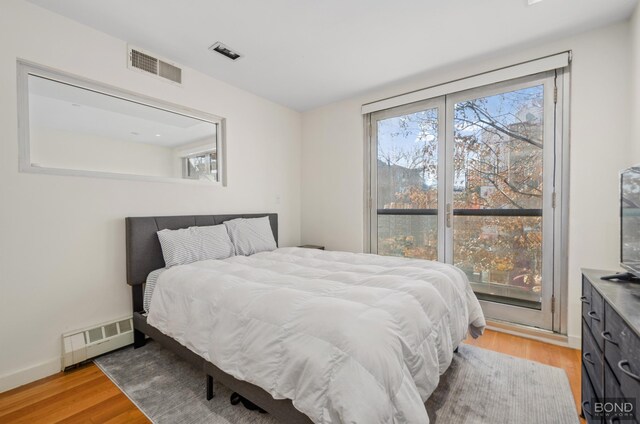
[0,329,582,423]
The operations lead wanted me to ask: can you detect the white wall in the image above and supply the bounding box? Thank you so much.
[0,0,302,391]
[301,22,632,346]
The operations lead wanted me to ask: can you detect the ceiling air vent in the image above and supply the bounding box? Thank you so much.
[130,49,158,74]
[159,61,182,83]
[128,46,182,84]
[209,42,242,61]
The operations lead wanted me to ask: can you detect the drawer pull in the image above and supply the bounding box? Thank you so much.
[583,352,595,365]
[618,360,640,382]
[581,401,592,417]
[587,311,601,322]
[580,296,590,304]
[609,417,620,424]
[601,331,618,346]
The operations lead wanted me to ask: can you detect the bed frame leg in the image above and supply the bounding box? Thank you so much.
[133,329,146,349]
[206,375,215,400]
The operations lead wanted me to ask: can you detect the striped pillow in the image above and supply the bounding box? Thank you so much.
[223,217,277,256]
[157,224,235,267]
[144,268,165,312]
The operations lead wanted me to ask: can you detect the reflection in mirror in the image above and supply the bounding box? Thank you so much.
[26,74,220,182]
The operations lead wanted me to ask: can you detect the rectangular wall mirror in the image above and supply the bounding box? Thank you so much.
[17,60,225,185]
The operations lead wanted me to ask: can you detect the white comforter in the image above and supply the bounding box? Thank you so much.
[147,247,485,424]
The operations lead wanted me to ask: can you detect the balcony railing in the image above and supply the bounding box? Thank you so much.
[377,208,542,217]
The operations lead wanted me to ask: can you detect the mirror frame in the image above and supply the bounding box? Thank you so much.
[16,59,226,186]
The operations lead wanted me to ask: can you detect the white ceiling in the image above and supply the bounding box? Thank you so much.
[27,0,638,111]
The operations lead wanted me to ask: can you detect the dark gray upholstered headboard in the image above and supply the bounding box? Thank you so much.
[126,214,278,286]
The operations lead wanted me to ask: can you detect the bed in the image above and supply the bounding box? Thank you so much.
[126,214,485,424]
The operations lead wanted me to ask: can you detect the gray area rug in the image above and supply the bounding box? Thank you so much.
[94,341,579,424]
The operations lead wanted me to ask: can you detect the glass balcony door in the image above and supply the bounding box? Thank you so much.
[371,98,446,262]
[370,71,562,331]
[445,73,557,330]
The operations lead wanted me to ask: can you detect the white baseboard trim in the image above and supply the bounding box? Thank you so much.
[486,320,581,350]
[0,357,61,393]
[567,334,581,350]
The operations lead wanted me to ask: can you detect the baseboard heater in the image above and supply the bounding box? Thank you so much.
[61,316,134,370]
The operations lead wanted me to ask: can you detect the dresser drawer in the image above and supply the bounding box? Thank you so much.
[590,288,605,350]
[582,276,592,318]
[583,279,605,340]
[584,318,604,397]
[605,359,622,398]
[582,365,602,424]
[604,361,639,424]
[604,302,640,403]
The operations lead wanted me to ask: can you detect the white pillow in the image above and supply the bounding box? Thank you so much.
[223,217,277,256]
[157,224,235,267]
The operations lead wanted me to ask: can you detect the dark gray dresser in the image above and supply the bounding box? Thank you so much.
[581,269,640,423]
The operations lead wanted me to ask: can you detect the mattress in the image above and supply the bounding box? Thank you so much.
[146,247,485,423]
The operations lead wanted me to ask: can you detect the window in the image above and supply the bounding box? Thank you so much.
[184,151,217,181]
[366,67,569,332]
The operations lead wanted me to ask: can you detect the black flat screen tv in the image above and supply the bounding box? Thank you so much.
[621,166,640,279]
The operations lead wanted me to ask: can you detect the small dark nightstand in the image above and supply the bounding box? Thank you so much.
[298,245,325,250]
